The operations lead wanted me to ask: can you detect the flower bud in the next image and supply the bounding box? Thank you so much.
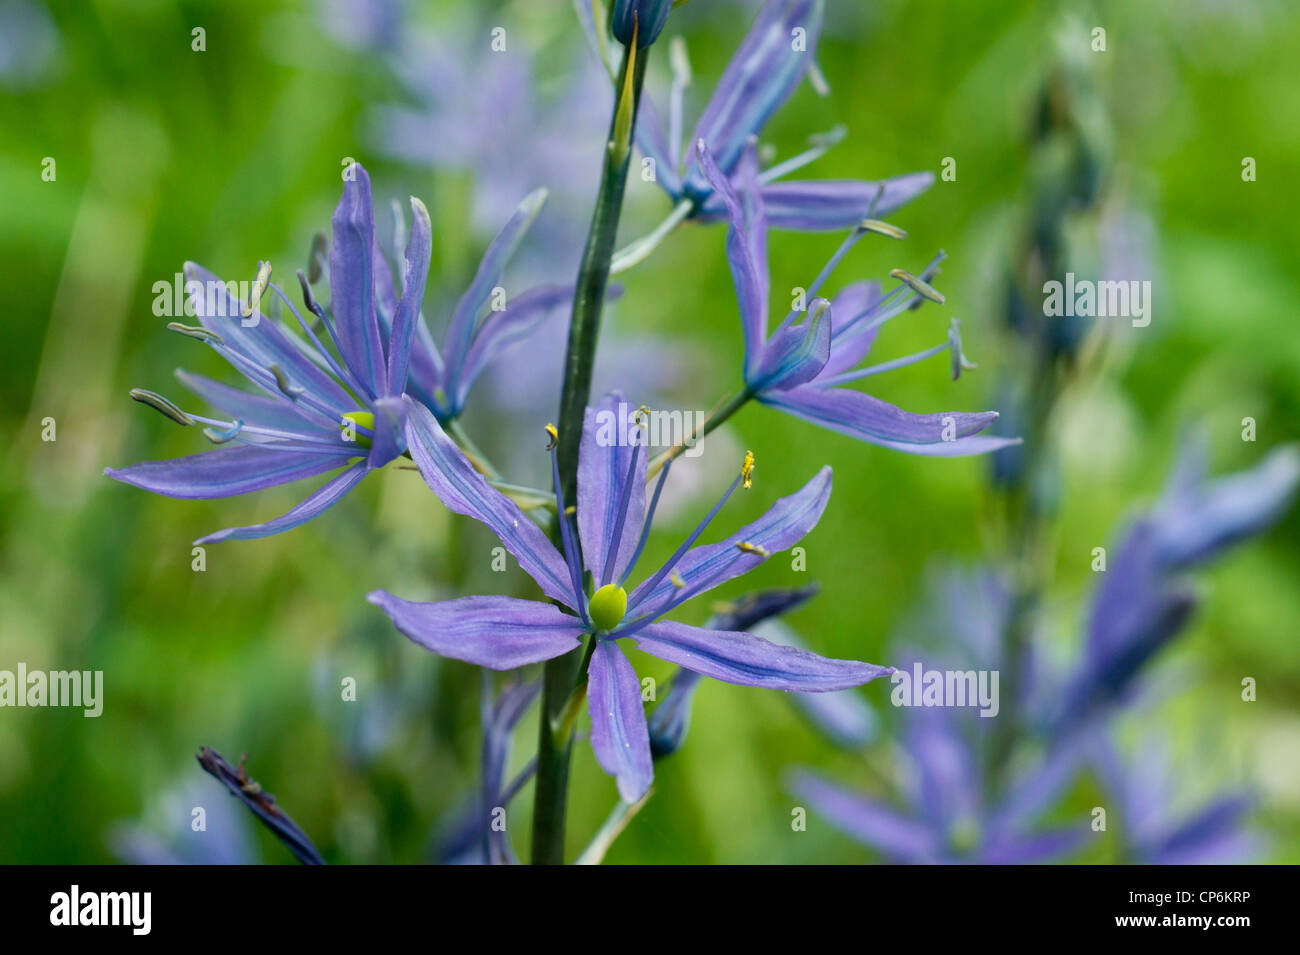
[612,0,672,49]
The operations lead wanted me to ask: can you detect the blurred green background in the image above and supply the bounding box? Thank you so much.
[1,0,1297,864]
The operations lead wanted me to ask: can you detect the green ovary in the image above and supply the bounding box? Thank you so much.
[341,411,374,449]
[589,584,628,633]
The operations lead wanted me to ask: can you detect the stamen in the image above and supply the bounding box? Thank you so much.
[670,571,685,588]
[546,425,587,620]
[757,124,847,185]
[268,363,305,398]
[167,322,224,345]
[668,35,692,168]
[634,467,744,607]
[271,281,369,401]
[736,541,771,558]
[600,440,645,587]
[620,458,673,586]
[129,388,194,427]
[742,450,755,489]
[818,340,951,388]
[202,419,245,444]
[243,260,272,319]
[859,219,907,240]
[307,233,328,284]
[889,268,945,304]
[948,317,977,380]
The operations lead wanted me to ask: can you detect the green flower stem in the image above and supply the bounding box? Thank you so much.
[532,41,650,867]
[574,792,653,865]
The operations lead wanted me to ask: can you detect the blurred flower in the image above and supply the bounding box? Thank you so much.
[196,747,326,865]
[790,703,1086,863]
[0,0,60,90]
[631,0,932,232]
[702,140,1018,456]
[1051,435,1300,728]
[369,391,891,802]
[108,777,256,866]
[1091,733,1259,864]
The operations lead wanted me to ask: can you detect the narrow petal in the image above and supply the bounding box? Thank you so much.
[195,461,367,543]
[760,385,1016,455]
[365,395,408,469]
[683,0,823,196]
[817,281,884,378]
[105,445,352,500]
[367,593,584,669]
[386,196,432,397]
[578,391,647,586]
[403,398,575,606]
[631,619,891,691]
[697,173,935,230]
[183,262,353,413]
[787,770,942,862]
[697,139,768,373]
[455,283,575,410]
[587,640,654,803]
[442,188,547,395]
[628,467,832,618]
[981,826,1088,864]
[748,297,831,391]
[329,165,387,397]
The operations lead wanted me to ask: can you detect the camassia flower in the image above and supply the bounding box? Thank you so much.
[634,0,932,232]
[106,164,565,542]
[700,140,1019,456]
[369,392,892,802]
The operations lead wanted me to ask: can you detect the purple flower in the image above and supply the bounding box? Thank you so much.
[106,165,565,543]
[1053,437,1300,728]
[790,703,1087,864]
[700,140,1019,456]
[106,164,427,543]
[369,391,891,802]
[633,0,932,231]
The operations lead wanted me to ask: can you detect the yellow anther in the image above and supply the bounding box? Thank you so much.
[244,260,272,318]
[741,450,755,489]
[545,423,559,450]
[859,219,907,240]
[889,268,945,304]
[634,404,651,427]
[670,571,686,589]
[736,541,771,558]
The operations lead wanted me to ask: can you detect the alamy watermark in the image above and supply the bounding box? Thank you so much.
[593,399,707,457]
[1042,272,1152,327]
[890,663,1000,718]
[0,663,103,717]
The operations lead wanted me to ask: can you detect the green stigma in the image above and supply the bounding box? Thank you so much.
[589,584,628,633]
[341,411,374,449]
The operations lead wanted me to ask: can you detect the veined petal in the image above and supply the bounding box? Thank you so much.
[403,398,574,606]
[683,0,824,196]
[697,173,935,230]
[105,445,353,500]
[635,94,684,197]
[760,385,1014,455]
[442,188,548,396]
[406,315,446,413]
[628,467,832,618]
[455,283,575,411]
[386,196,432,397]
[367,593,584,670]
[697,140,768,371]
[587,640,653,803]
[183,262,353,413]
[787,771,943,862]
[578,391,647,586]
[175,369,322,437]
[330,165,387,398]
[195,460,368,543]
[631,619,891,691]
[816,280,884,378]
[748,297,831,391]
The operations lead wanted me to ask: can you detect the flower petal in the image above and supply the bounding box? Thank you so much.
[175,369,323,437]
[697,173,935,230]
[367,593,584,669]
[403,398,575,605]
[760,385,1016,455]
[455,283,575,410]
[635,94,684,197]
[683,0,823,196]
[578,391,647,586]
[817,281,884,378]
[630,619,891,691]
[386,196,432,397]
[330,164,388,398]
[587,640,653,803]
[628,467,832,617]
[105,445,353,499]
[749,296,831,391]
[787,770,942,862]
[194,460,367,543]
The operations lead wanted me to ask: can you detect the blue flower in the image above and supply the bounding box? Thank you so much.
[632,0,932,233]
[701,139,1019,456]
[369,391,891,802]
